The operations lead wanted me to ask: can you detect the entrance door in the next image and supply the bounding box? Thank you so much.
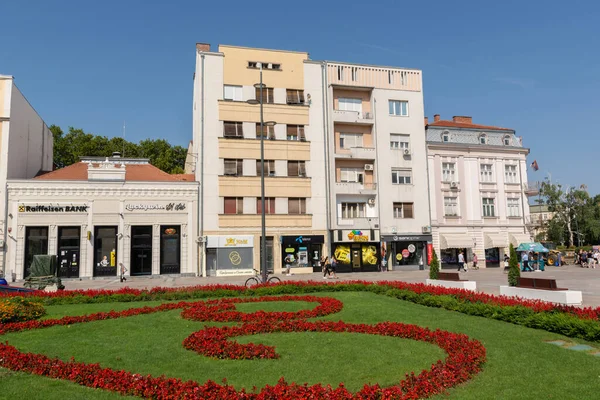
[160,225,180,274]
[351,244,361,270]
[260,236,274,273]
[24,227,49,277]
[131,226,153,276]
[57,227,81,278]
[206,248,217,277]
[94,226,118,277]
[311,244,322,272]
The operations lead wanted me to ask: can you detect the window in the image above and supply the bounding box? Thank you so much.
[286,125,306,141]
[505,165,518,184]
[339,133,363,149]
[224,159,243,176]
[255,87,274,103]
[256,197,276,214]
[25,227,49,278]
[224,197,244,214]
[340,168,364,183]
[507,198,520,217]
[482,198,495,217]
[341,202,366,219]
[256,160,275,176]
[248,61,281,70]
[223,85,242,101]
[269,63,281,70]
[248,61,258,68]
[389,100,408,116]
[287,161,306,177]
[390,134,410,150]
[160,225,181,274]
[442,131,450,142]
[223,121,243,138]
[392,168,412,184]
[338,98,362,112]
[479,134,487,144]
[255,123,275,139]
[442,162,456,182]
[286,89,305,104]
[393,202,414,218]
[480,164,493,183]
[444,197,458,216]
[288,198,307,215]
[504,135,512,146]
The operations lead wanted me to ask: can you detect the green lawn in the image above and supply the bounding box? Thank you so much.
[1,292,598,399]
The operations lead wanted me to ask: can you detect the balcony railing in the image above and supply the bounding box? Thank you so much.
[333,110,373,124]
[336,146,376,160]
[337,217,379,228]
[328,62,422,92]
[335,182,377,194]
[523,183,540,196]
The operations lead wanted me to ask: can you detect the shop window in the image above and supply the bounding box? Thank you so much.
[94,226,117,277]
[24,226,48,278]
[130,226,152,276]
[57,226,80,278]
[160,226,180,274]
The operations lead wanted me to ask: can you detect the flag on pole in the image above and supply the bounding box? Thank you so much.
[530,160,539,171]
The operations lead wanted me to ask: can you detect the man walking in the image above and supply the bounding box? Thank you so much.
[457,251,466,272]
[521,251,532,272]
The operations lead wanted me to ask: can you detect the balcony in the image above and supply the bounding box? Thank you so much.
[524,183,540,197]
[337,217,379,228]
[333,110,374,125]
[335,146,376,160]
[334,182,377,195]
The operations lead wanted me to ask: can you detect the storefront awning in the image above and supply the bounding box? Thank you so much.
[484,233,508,249]
[440,234,473,249]
[509,233,532,247]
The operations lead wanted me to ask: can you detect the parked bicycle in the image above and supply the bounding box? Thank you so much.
[244,268,281,287]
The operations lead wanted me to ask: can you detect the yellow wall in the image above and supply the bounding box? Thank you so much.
[220,176,312,197]
[333,89,372,112]
[219,45,308,89]
[219,101,309,126]
[219,138,310,160]
[219,214,312,228]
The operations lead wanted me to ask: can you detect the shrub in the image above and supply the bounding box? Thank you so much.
[0,298,46,323]
[429,248,440,279]
[508,243,520,286]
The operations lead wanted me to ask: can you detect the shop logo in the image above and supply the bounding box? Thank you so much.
[164,228,177,235]
[348,230,368,242]
[228,251,242,266]
[19,204,88,213]
[225,238,249,246]
[295,236,303,243]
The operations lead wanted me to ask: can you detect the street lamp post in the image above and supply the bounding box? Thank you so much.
[247,63,276,284]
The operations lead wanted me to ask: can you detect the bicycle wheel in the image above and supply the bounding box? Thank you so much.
[245,277,260,288]
[267,276,281,284]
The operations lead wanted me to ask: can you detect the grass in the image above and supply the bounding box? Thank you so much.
[1,292,599,399]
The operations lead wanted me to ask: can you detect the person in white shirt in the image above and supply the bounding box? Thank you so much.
[457,251,466,272]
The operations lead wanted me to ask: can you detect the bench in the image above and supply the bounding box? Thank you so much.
[517,277,567,291]
[437,272,463,281]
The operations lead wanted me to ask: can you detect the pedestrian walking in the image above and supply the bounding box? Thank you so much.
[119,263,127,282]
[322,255,331,279]
[472,253,479,270]
[457,251,466,272]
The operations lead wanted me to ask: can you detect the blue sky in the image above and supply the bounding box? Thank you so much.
[2,0,599,193]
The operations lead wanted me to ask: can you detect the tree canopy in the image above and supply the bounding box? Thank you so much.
[50,125,187,174]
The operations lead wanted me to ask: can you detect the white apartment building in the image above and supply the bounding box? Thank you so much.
[0,75,53,276]
[426,115,534,268]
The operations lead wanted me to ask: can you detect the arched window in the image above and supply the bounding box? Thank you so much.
[503,135,511,146]
[478,133,487,144]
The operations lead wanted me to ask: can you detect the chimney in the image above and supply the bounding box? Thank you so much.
[424,117,429,125]
[196,43,210,52]
[452,116,472,124]
[433,114,440,122]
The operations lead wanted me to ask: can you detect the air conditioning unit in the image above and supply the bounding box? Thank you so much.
[422,226,432,234]
[364,164,374,171]
[368,198,376,206]
[403,148,411,155]
[450,181,459,189]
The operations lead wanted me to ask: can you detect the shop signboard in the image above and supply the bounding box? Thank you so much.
[427,243,433,264]
[124,202,187,212]
[19,204,88,213]
[208,235,254,276]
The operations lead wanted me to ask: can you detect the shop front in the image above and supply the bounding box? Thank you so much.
[439,233,474,270]
[483,233,508,268]
[280,235,324,273]
[380,234,431,271]
[332,229,380,273]
[205,235,254,277]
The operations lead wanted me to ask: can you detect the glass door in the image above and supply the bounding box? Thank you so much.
[57,227,81,278]
[24,227,49,277]
[131,226,153,276]
[160,225,180,274]
[94,226,117,277]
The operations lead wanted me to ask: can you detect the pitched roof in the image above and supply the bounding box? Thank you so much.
[427,120,513,131]
[34,162,193,182]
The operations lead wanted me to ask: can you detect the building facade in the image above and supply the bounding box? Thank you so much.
[0,75,54,276]
[5,157,198,280]
[527,204,554,241]
[426,115,534,269]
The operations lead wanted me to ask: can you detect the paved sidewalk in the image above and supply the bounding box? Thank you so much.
[10,264,600,307]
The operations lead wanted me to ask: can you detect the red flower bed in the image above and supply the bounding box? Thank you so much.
[0,294,486,399]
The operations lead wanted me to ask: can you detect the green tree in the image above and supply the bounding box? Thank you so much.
[508,243,520,286]
[429,248,440,280]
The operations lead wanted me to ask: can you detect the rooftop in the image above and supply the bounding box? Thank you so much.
[425,115,513,132]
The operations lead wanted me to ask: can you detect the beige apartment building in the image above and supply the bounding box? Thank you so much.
[192,44,327,276]
[0,75,53,277]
